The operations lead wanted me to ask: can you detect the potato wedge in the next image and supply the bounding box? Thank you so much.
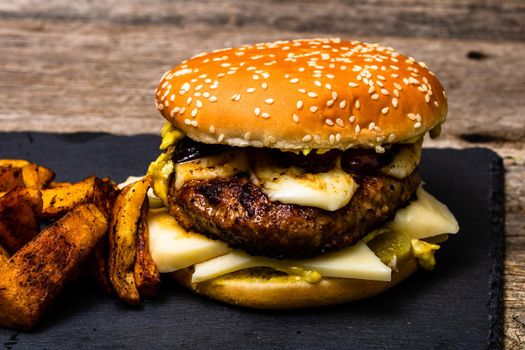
[0,203,108,330]
[0,167,24,192]
[0,160,54,191]
[108,176,151,305]
[41,176,115,219]
[0,188,42,254]
[0,160,32,168]
[134,199,160,298]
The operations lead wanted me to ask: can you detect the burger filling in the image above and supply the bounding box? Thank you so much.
[146,125,458,282]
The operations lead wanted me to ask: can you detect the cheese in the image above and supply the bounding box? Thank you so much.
[380,139,422,179]
[387,186,459,239]
[192,241,391,283]
[252,157,358,211]
[173,150,249,190]
[147,209,232,272]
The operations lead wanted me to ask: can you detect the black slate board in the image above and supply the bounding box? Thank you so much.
[0,132,504,350]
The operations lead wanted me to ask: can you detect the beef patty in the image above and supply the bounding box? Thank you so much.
[169,171,421,259]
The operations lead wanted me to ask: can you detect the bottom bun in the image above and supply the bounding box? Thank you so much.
[170,257,418,309]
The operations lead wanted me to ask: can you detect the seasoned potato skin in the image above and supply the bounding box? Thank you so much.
[0,204,107,330]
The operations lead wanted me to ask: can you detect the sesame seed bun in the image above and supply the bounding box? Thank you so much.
[155,38,447,150]
[170,256,418,309]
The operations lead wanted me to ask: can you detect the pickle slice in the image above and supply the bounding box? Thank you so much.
[367,230,413,267]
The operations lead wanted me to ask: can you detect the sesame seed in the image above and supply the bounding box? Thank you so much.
[203,92,210,98]
[191,120,198,127]
[368,122,376,130]
[170,94,175,102]
[425,94,430,103]
[209,125,215,134]
[381,88,390,95]
[414,122,422,128]
[368,86,375,94]
[293,114,300,123]
[377,75,386,80]
[184,118,191,125]
[381,107,389,114]
[196,100,203,108]
[310,106,319,113]
[336,133,342,142]
[336,118,344,127]
[264,98,274,104]
[355,99,360,109]
[392,97,398,108]
[407,113,417,120]
[388,134,396,142]
[262,82,268,89]
[218,134,225,142]
[349,115,356,123]
[302,135,312,142]
[329,134,335,144]
[261,112,270,118]
[179,107,186,114]
[371,94,379,100]
[339,100,347,109]
[191,108,198,117]
[290,78,299,84]
[244,132,251,141]
[254,107,261,116]
[325,119,334,126]
[308,92,318,98]
[325,83,332,90]
[348,82,358,88]
[434,101,439,107]
[376,80,384,87]
[186,97,193,105]
[252,75,259,80]
[314,135,321,143]
[209,96,218,102]
[247,88,256,93]
[355,124,361,134]
[296,100,304,109]
[314,80,322,87]
[326,99,334,107]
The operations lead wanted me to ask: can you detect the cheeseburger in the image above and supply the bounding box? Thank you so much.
[147,38,459,308]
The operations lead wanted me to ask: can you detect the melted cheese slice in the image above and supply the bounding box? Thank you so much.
[174,150,249,190]
[252,158,358,211]
[380,139,422,179]
[192,242,391,283]
[387,186,459,239]
[147,209,232,272]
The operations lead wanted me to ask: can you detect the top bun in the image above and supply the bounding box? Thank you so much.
[156,38,447,150]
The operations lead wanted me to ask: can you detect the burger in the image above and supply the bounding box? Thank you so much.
[146,38,459,308]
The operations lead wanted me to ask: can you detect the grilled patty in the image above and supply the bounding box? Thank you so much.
[169,170,421,259]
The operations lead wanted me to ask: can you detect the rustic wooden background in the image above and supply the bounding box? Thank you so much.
[1,1,524,347]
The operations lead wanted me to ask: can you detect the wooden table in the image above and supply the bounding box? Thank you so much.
[1,1,523,347]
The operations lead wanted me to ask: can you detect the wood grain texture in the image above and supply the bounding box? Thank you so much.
[0,1,524,347]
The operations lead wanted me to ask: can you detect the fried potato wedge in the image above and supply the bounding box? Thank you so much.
[0,160,55,192]
[41,176,115,219]
[0,188,42,254]
[134,200,160,298]
[0,204,108,330]
[108,176,151,305]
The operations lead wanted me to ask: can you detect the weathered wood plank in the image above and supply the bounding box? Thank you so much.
[0,0,524,41]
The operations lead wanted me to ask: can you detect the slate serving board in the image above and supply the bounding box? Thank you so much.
[0,132,504,350]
